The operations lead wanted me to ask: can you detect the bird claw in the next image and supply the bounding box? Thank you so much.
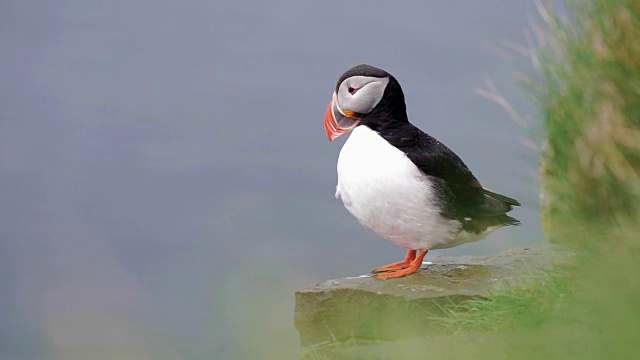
[373,249,428,280]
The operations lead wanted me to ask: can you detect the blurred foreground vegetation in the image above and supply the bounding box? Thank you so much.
[303,0,640,358]
[441,0,640,357]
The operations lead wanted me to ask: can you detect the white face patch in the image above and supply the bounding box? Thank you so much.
[336,76,389,116]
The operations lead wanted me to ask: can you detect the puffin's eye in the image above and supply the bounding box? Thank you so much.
[348,86,357,94]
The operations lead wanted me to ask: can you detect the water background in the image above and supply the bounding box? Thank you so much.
[1,1,543,358]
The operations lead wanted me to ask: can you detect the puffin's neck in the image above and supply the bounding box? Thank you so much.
[359,78,409,132]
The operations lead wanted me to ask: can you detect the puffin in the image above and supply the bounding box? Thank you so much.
[324,64,521,280]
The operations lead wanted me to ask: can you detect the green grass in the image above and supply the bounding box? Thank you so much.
[432,0,640,357]
[435,265,576,333]
[539,0,640,241]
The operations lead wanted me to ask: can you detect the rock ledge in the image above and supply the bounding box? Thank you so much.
[294,244,556,346]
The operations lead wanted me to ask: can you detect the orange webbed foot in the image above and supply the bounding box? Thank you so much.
[372,250,416,273]
[374,249,428,280]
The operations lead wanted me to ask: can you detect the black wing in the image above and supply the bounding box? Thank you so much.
[378,123,519,223]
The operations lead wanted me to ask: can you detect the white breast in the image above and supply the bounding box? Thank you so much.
[336,126,465,250]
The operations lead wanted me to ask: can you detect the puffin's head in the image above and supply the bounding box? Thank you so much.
[324,64,392,141]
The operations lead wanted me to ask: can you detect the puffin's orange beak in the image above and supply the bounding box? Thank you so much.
[324,93,360,141]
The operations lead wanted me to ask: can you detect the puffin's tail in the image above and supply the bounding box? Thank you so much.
[479,188,521,216]
[462,213,520,234]
[483,189,521,206]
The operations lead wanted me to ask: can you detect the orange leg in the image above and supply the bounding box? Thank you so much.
[375,249,428,280]
[372,250,416,273]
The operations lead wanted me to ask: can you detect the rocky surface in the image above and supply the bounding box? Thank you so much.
[294,244,558,347]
